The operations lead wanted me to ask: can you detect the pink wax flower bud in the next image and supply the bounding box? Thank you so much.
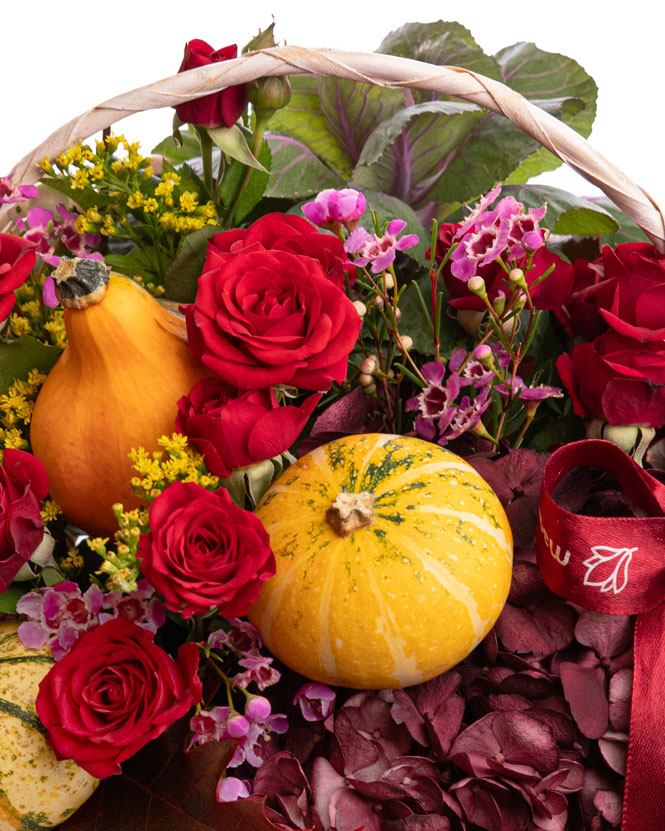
[226,713,250,738]
[245,695,271,721]
[217,777,251,802]
[294,682,336,721]
[303,188,366,230]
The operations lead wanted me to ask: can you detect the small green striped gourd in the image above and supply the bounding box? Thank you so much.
[0,621,97,830]
[248,433,513,689]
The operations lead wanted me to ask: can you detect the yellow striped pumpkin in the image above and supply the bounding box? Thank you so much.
[248,433,513,689]
[0,621,98,830]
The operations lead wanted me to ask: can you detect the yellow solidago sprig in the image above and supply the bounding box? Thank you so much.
[129,433,219,503]
[9,281,67,349]
[0,369,47,450]
[41,134,220,286]
[91,505,149,593]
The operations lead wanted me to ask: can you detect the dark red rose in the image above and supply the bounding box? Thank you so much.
[176,377,321,478]
[553,256,610,340]
[0,448,49,591]
[203,213,356,290]
[432,222,573,312]
[138,480,275,618]
[560,242,665,342]
[556,330,665,426]
[174,39,247,128]
[185,245,361,390]
[35,617,202,779]
[0,233,36,322]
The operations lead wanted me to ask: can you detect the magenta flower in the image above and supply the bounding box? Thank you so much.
[302,188,366,229]
[16,204,102,268]
[405,361,461,441]
[294,682,337,722]
[208,618,264,654]
[344,219,419,274]
[233,654,281,691]
[0,175,38,205]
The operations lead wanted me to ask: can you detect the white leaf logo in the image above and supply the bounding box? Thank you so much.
[582,546,635,594]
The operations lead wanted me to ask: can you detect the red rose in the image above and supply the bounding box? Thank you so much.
[558,242,665,342]
[0,448,49,591]
[174,39,247,128]
[36,617,202,779]
[176,377,321,478]
[433,222,573,312]
[556,331,665,426]
[0,233,36,322]
[138,481,275,618]
[203,213,356,290]
[185,245,361,390]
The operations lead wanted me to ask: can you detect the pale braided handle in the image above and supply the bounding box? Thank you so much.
[3,46,664,251]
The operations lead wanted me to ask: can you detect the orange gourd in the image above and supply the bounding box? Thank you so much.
[30,258,208,536]
[248,433,513,689]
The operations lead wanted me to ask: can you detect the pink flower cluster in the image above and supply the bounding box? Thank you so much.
[17,580,165,660]
[450,184,547,282]
[0,175,38,205]
[345,219,419,274]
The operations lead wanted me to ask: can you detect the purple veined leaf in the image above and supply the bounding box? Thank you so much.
[265,135,345,199]
[350,102,483,209]
[377,21,503,84]
[318,76,405,169]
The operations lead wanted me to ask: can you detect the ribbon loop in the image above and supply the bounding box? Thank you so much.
[537,439,665,615]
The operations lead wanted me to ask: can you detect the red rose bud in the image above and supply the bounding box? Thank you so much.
[35,617,202,778]
[137,481,275,618]
[0,233,37,323]
[176,378,321,478]
[174,40,247,128]
[0,449,49,591]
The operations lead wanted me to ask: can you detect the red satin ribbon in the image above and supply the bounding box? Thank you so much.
[536,439,665,831]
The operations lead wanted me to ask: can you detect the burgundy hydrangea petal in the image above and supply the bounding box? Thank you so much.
[598,731,628,775]
[559,661,609,739]
[391,690,427,746]
[608,668,633,731]
[593,788,623,826]
[491,710,559,773]
[495,600,577,657]
[574,610,634,660]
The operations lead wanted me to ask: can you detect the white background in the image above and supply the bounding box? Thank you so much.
[1,1,663,209]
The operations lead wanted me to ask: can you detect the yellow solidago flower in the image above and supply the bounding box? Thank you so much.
[142,197,159,213]
[127,191,144,209]
[39,156,52,173]
[162,172,181,186]
[71,169,90,190]
[0,428,28,451]
[9,315,30,338]
[179,191,198,213]
[41,499,63,523]
[90,163,104,181]
[101,215,118,236]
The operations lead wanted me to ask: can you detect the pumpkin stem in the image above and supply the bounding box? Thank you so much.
[52,257,111,309]
[326,491,375,537]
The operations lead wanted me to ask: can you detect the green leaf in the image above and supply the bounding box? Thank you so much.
[499,184,619,235]
[220,139,272,224]
[265,134,345,198]
[151,132,201,164]
[105,250,160,282]
[587,198,650,244]
[207,125,269,173]
[529,414,585,452]
[497,41,598,185]
[0,336,60,396]
[429,97,587,205]
[377,20,503,82]
[267,76,358,178]
[163,225,221,303]
[351,102,484,209]
[38,176,109,212]
[243,21,277,52]
[0,585,28,614]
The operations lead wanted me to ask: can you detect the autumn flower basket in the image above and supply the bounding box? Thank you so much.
[1,21,665,831]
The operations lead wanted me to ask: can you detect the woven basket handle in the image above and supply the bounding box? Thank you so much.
[3,45,664,251]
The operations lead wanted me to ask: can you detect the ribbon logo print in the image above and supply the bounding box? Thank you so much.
[582,545,635,594]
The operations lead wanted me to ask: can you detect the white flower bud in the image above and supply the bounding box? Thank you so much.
[353,300,367,317]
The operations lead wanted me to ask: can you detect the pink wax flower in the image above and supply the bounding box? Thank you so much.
[0,175,38,205]
[302,188,366,230]
[217,777,251,802]
[345,219,419,274]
